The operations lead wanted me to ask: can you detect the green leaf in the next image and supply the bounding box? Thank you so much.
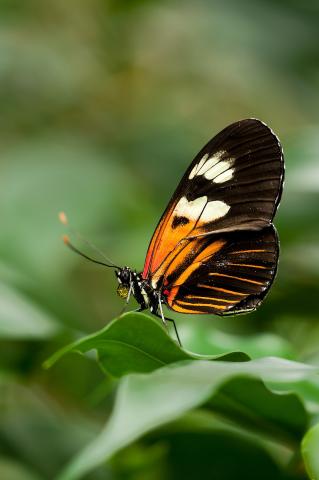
[44,312,249,377]
[210,377,307,443]
[302,422,319,480]
[57,357,316,480]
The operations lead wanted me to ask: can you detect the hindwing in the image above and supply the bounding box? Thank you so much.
[163,226,279,315]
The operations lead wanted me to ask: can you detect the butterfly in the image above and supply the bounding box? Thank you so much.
[63,119,284,346]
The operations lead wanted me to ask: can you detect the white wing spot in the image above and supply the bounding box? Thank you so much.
[214,168,235,183]
[197,151,225,176]
[174,196,207,220]
[189,154,208,179]
[201,200,230,222]
[205,159,235,181]
[189,150,233,180]
[173,196,230,224]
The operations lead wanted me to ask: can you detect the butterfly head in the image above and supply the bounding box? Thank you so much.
[116,266,132,299]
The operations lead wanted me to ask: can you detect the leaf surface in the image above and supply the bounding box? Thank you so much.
[57,357,316,480]
[44,312,248,376]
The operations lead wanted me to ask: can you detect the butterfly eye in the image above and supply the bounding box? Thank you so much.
[117,285,129,299]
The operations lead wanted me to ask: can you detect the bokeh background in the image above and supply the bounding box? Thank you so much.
[0,0,319,478]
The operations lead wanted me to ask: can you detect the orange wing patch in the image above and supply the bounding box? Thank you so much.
[142,203,195,279]
[175,300,227,311]
[197,284,246,297]
[165,239,226,306]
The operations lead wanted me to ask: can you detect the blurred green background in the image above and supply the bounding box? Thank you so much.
[0,0,319,478]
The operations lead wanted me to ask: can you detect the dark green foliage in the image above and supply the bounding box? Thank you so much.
[45,313,316,479]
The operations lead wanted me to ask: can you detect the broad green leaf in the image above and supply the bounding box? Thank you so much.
[57,357,315,480]
[266,376,319,415]
[0,281,59,339]
[44,312,249,377]
[210,377,307,444]
[302,422,319,480]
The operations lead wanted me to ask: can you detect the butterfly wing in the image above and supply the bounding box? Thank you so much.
[142,118,284,296]
[163,225,279,314]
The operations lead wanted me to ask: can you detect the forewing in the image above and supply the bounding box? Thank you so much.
[164,226,279,315]
[143,119,284,281]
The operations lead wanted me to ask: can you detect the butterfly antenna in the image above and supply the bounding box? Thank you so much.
[62,235,117,268]
[59,212,120,269]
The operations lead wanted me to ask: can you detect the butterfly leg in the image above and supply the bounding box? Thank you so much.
[164,316,182,347]
[154,312,182,347]
[155,298,182,347]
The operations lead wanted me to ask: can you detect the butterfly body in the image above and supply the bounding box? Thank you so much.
[116,267,159,313]
[114,119,284,344]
